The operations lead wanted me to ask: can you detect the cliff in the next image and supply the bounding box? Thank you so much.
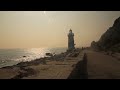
[91,17,120,52]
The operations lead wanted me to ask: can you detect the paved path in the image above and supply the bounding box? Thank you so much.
[85,50,120,79]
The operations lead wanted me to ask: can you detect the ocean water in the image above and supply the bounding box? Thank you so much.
[0,47,67,68]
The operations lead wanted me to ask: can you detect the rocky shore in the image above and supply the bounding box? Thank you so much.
[0,48,84,79]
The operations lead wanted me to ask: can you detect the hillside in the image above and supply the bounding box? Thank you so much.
[91,17,120,52]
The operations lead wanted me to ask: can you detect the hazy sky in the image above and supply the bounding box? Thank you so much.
[0,11,120,48]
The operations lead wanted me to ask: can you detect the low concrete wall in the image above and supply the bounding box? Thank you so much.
[67,53,88,79]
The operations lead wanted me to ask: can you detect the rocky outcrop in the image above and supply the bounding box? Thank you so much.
[11,67,36,79]
[91,17,120,52]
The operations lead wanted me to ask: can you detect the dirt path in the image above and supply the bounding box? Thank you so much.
[85,50,120,79]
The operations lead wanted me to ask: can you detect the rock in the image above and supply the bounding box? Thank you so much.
[68,52,79,57]
[46,53,53,57]
[23,56,26,57]
[11,67,36,79]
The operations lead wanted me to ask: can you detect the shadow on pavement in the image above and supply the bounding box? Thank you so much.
[68,53,88,79]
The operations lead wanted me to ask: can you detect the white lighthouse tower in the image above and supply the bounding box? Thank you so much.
[68,29,75,51]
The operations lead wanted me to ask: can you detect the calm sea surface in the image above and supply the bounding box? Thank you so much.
[0,47,67,68]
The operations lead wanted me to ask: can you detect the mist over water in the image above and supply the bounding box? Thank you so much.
[0,47,67,68]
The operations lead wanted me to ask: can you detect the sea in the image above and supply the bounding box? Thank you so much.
[0,47,67,68]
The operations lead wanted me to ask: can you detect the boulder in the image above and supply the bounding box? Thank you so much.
[46,53,53,57]
[23,56,26,57]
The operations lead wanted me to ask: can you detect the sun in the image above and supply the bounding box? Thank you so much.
[43,11,46,16]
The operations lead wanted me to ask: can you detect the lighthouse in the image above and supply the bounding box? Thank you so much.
[68,29,75,51]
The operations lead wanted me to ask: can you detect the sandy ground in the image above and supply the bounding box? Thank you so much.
[85,50,120,79]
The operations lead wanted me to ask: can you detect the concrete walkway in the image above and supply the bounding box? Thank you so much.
[85,50,120,79]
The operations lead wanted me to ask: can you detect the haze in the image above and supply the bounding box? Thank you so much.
[0,11,120,48]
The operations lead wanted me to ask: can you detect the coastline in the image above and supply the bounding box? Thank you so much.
[0,47,67,68]
[0,48,85,79]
